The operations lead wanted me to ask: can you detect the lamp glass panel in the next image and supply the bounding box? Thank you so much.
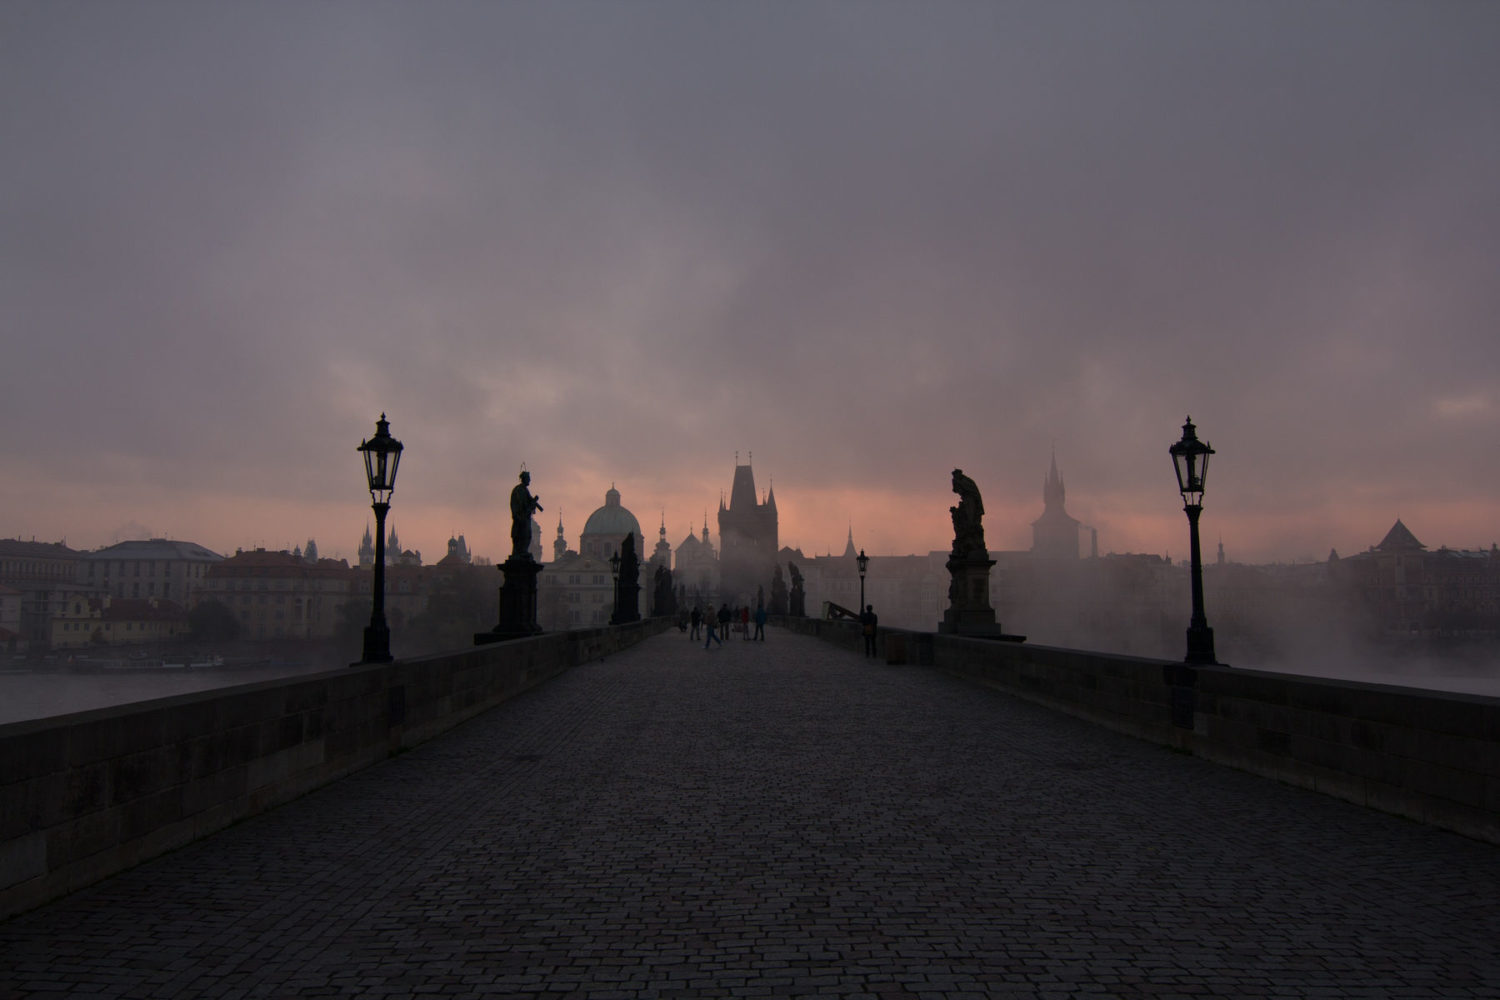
[383,449,400,490]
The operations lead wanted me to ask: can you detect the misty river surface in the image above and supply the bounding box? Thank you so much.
[0,661,345,725]
[1247,657,1500,699]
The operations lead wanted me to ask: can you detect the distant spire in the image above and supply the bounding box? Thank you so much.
[1043,448,1066,510]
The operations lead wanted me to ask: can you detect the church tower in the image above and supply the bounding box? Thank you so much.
[717,454,778,602]
[553,514,568,561]
[1031,450,1081,559]
[358,525,375,569]
[652,514,672,570]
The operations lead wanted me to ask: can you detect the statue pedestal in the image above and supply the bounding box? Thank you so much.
[939,555,1022,640]
[475,556,543,645]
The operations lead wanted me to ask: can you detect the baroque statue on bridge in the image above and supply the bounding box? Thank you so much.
[510,470,543,561]
[949,468,987,560]
[788,562,806,617]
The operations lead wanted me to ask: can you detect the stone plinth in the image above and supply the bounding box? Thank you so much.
[940,555,1015,638]
[475,556,543,644]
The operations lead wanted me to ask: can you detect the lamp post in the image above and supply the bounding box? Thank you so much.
[356,414,403,664]
[856,548,869,613]
[1169,416,1216,665]
[609,550,621,626]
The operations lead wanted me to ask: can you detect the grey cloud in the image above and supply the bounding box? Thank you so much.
[3,1,1498,560]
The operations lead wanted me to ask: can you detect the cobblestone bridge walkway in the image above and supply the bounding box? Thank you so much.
[3,630,1498,998]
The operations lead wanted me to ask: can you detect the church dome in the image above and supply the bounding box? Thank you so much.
[582,486,642,540]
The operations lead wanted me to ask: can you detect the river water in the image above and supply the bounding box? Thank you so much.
[0,660,346,725]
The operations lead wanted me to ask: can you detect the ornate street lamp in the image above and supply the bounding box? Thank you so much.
[609,550,621,626]
[856,548,869,614]
[356,414,403,664]
[1169,416,1216,665]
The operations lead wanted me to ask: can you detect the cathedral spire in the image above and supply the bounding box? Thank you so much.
[1044,447,1066,511]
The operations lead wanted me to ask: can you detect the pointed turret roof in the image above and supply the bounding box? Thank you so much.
[842,527,858,559]
[728,462,758,513]
[1376,519,1425,552]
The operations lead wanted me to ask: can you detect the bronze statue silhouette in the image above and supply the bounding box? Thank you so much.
[769,564,788,615]
[510,470,543,561]
[788,561,806,617]
[614,533,641,624]
[949,468,987,560]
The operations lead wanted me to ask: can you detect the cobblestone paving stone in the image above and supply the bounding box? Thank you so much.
[3,630,1499,998]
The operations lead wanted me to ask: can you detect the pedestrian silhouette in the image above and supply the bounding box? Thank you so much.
[703,604,722,648]
[860,604,878,658]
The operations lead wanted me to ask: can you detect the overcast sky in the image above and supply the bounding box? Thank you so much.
[3,1,1497,566]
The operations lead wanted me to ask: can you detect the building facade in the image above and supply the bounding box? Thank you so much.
[674,517,720,608]
[50,596,190,649]
[82,539,223,605]
[0,584,22,649]
[198,549,358,641]
[0,539,92,647]
[537,553,615,630]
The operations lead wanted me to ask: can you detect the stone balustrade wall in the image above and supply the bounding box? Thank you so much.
[779,616,1500,846]
[0,620,669,920]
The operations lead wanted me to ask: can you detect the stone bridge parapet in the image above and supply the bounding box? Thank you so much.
[778,615,1500,846]
[0,619,670,920]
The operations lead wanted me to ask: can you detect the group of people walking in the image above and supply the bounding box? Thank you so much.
[681,601,879,656]
[688,603,766,647]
